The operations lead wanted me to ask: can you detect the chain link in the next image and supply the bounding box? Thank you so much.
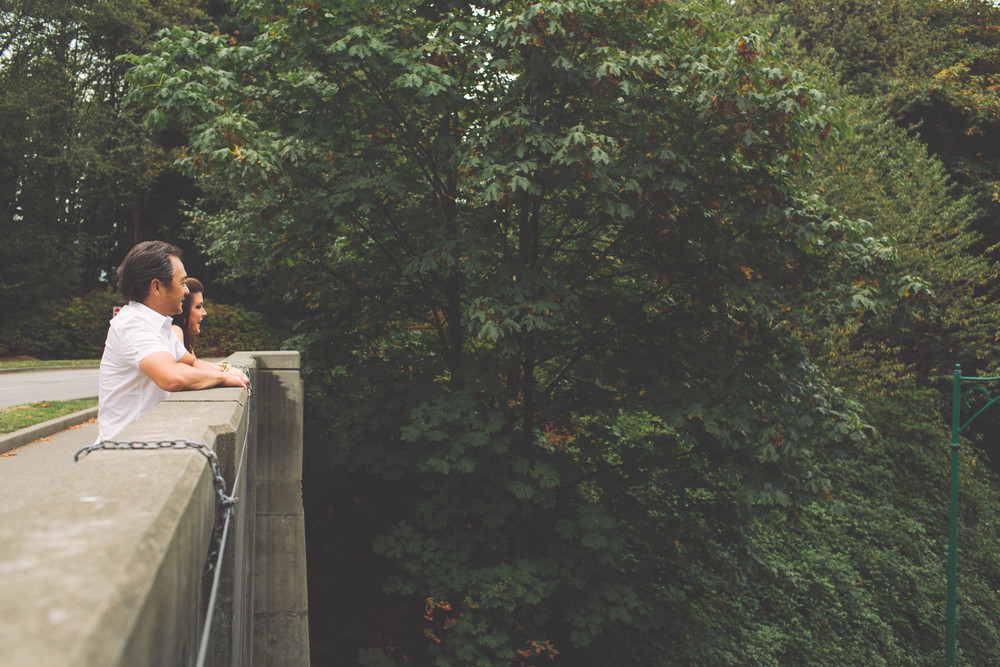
[75,438,238,574]
[74,363,257,664]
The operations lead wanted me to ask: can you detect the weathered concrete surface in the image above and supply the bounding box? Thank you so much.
[0,425,216,666]
[0,419,98,515]
[140,375,257,667]
[251,353,311,667]
[0,351,309,667]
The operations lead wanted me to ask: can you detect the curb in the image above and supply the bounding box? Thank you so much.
[0,405,99,456]
[0,366,99,374]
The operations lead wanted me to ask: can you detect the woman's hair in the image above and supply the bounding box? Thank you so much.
[116,240,182,302]
[172,277,204,352]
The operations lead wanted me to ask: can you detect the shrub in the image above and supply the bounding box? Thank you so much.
[187,299,284,359]
[0,291,120,359]
[0,289,284,360]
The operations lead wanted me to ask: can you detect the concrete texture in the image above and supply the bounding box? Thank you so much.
[0,352,309,667]
[0,419,99,515]
[0,427,216,666]
[253,361,310,666]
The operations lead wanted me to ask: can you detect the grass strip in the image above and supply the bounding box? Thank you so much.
[0,359,99,370]
[0,399,98,435]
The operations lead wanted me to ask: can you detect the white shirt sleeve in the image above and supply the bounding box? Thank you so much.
[120,320,183,365]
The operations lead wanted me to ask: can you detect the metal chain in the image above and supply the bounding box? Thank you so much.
[75,439,238,574]
[73,361,255,559]
[74,364,257,666]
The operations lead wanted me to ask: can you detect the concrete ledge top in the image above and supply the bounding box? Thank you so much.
[0,350,307,667]
[240,350,299,370]
[0,415,220,666]
[0,380,250,666]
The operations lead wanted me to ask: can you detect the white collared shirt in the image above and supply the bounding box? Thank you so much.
[96,301,187,444]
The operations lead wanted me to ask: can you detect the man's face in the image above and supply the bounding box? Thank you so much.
[164,255,189,316]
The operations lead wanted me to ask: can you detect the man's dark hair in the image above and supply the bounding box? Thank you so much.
[116,241,183,302]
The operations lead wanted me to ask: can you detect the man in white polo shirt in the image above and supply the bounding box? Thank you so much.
[96,240,249,444]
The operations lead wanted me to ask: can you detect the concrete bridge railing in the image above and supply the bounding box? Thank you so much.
[0,351,309,666]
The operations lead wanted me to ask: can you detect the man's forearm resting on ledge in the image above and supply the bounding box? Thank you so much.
[141,352,249,393]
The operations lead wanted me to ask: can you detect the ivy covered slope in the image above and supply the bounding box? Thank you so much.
[737,0,1000,248]
[730,97,1000,666]
[728,0,1000,662]
[115,0,986,664]
[797,98,1000,667]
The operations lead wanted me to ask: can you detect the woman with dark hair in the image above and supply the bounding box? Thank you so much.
[171,277,206,354]
[97,242,246,445]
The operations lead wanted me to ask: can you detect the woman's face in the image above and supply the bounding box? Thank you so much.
[187,291,207,336]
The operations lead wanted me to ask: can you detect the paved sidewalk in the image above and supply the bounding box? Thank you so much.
[0,420,98,515]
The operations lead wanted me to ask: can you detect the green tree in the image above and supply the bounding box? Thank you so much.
[734,0,1000,250]
[750,94,1000,666]
[124,0,894,662]
[0,0,232,315]
[806,97,998,377]
[804,89,1000,667]
[712,8,1000,657]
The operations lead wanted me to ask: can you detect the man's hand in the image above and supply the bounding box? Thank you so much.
[220,366,249,390]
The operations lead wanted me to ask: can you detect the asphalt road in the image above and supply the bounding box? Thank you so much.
[0,368,99,409]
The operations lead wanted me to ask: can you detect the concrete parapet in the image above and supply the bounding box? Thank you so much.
[251,352,310,667]
[0,408,220,666]
[0,351,309,666]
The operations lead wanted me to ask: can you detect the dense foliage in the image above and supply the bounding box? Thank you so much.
[736,0,1000,247]
[121,0,907,663]
[7,0,1000,664]
[727,2,1000,664]
[0,289,280,360]
[0,0,252,314]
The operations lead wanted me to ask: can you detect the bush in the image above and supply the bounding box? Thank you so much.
[0,289,284,360]
[0,291,120,359]
[188,299,285,359]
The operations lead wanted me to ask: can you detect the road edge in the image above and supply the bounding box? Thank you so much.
[0,365,100,374]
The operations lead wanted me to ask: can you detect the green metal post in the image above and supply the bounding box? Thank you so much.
[946,364,961,666]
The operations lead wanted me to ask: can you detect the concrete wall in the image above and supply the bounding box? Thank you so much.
[0,351,308,666]
[249,353,310,666]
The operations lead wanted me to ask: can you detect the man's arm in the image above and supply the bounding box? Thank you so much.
[191,357,219,371]
[139,351,249,392]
